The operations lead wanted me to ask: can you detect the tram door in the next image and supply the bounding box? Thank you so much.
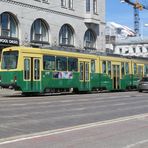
[137,64,144,79]
[112,65,120,89]
[79,61,90,90]
[23,57,41,92]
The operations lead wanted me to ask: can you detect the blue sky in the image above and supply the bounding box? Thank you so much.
[106,0,148,36]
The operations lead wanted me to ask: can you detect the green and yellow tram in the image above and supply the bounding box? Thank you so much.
[0,46,148,94]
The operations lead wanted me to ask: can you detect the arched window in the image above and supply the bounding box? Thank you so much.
[1,12,18,38]
[59,24,74,46]
[84,29,96,49]
[31,19,48,43]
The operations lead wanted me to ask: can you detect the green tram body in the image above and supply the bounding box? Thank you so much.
[0,46,148,94]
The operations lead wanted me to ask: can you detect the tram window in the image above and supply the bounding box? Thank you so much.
[138,65,143,77]
[121,62,125,76]
[134,63,137,74]
[68,58,78,71]
[125,62,129,74]
[144,65,148,75]
[85,63,89,80]
[1,51,18,69]
[56,57,67,71]
[91,60,96,73]
[102,61,106,74]
[80,63,84,80]
[108,61,111,77]
[34,59,40,80]
[43,55,55,70]
[24,59,30,80]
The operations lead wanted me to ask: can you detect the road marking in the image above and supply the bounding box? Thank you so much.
[124,139,148,148]
[0,113,148,145]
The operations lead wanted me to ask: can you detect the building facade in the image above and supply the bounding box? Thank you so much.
[105,22,148,57]
[114,37,148,57]
[0,0,105,53]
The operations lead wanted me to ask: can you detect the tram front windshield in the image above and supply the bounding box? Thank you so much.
[1,51,18,69]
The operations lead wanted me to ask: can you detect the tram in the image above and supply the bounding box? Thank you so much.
[0,46,148,94]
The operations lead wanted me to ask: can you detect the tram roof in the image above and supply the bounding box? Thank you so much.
[2,46,148,61]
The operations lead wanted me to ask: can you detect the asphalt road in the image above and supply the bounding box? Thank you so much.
[0,90,148,147]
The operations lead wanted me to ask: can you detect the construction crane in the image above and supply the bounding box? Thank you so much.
[121,0,147,36]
